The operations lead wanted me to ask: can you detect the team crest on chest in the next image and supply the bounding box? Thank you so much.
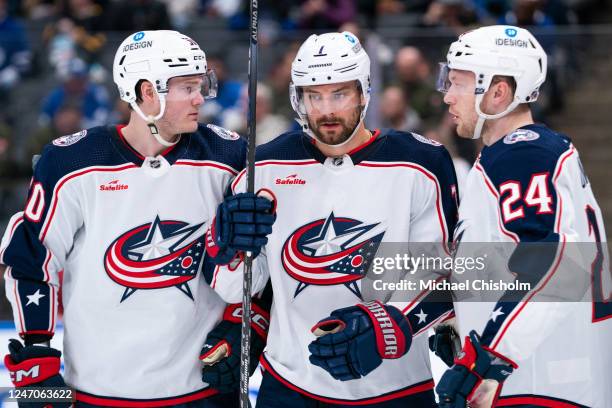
[282,212,385,298]
[104,216,206,302]
[52,130,88,146]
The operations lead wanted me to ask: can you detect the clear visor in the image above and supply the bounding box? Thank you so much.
[165,69,218,101]
[436,63,477,95]
[295,83,362,116]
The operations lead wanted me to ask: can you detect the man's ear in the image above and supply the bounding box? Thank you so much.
[140,81,155,102]
[492,80,513,106]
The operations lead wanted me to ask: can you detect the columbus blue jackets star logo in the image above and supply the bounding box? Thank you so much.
[104,216,206,302]
[281,212,385,298]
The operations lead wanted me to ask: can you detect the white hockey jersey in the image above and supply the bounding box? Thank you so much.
[211,129,459,404]
[453,124,612,407]
[1,124,245,405]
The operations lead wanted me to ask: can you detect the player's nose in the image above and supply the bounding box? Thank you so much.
[443,91,454,105]
[192,91,205,106]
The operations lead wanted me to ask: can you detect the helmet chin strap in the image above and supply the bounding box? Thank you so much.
[130,92,180,148]
[472,93,521,139]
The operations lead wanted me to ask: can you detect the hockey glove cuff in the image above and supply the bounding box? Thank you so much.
[205,192,275,265]
[200,303,270,393]
[308,301,412,381]
[4,339,70,407]
[436,330,517,408]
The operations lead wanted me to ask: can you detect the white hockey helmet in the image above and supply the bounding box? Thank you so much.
[437,25,547,139]
[290,31,371,145]
[113,30,217,145]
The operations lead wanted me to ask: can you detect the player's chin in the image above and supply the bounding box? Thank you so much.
[181,120,199,134]
[456,124,472,139]
[316,129,348,145]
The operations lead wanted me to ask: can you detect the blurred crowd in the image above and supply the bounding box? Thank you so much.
[0,0,609,232]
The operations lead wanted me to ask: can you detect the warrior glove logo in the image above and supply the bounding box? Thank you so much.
[104,216,206,301]
[281,212,385,298]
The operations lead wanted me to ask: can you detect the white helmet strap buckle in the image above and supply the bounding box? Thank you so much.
[130,90,180,148]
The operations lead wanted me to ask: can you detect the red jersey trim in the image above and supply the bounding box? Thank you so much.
[552,147,575,233]
[75,387,218,407]
[347,129,381,155]
[475,162,520,243]
[490,235,566,350]
[0,214,23,264]
[174,159,239,176]
[357,161,450,253]
[497,394,587,407]
[260,354,434,405]
[116,125,145,160]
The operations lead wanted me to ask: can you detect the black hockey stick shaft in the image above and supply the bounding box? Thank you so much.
[241,0,258,407]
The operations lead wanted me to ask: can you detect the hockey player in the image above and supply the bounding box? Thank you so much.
[435,25,611,407]
[209,31,459,407]
[1,30,273,407]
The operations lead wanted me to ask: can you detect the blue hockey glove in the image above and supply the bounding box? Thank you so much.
[4,339,70,408]
[429,324,462,367]
[436,330,517,408]
[308,301,412,381]
[205,192,276,265]
[200,303,269,393]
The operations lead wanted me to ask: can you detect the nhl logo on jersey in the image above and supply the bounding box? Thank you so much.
[282,212,385,298]
[103,216,206,302]
[52,130,88,147]
[207,124,240,140]
[503,129,540,144]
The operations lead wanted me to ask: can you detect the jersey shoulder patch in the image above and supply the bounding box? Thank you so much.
[411,132,442,146]
[206,124,240,140]
[503,129,539,144]
[52,129,88,147]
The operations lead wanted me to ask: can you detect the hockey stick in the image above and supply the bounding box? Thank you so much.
[240,0,259,407]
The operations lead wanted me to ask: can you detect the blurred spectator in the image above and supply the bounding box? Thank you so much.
[40,58,111,129]
[106,0,172,31]
[422,0,479,30]
[222,82,290,143]
[376,0,432,15]
[158,0,197,29]
[267,43,300,121]
[200,0,242,19]
[500,0,565,113]
[109,98,131,124]
[254,82,290,145]
[29,103,83,158]
[198,55,243,126]
[380,85,422,133]
[394,46,444,125]
[0,0,32,101]
[0,118,28,178]
[297,0,357,29]
[24,0,57,20]
[43,0,106,72]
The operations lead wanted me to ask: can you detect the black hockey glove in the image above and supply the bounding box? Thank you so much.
[308,301,412,381]
[428,324,462,367]
[4,339,70,408]
[436,330,517,408]
[205,192,276,265]
[200,303,269,393]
